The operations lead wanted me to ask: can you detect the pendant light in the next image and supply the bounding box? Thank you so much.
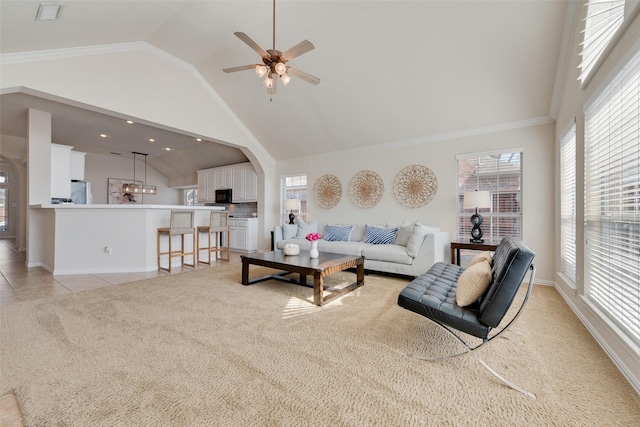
[122,152,157,200]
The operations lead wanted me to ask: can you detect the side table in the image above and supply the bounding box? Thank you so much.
[450,239,501,266]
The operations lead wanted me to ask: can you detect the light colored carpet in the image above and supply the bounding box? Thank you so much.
[1,264,639,426]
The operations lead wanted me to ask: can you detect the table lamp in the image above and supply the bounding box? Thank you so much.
[463,190,491,243]
[284,199,301,225]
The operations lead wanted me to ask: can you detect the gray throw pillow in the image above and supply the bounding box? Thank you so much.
[296,220,319,239]
[283,224,298,240]
[406,223,431,257]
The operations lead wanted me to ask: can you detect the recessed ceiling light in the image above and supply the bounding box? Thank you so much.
[36,3,62,21]
[196,138,202,142]
[125,120,134,124]
[100,134,107,138]
[165,148,171,151]
[148,138,155,142]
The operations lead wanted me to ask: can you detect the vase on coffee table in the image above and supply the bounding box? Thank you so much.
[309,240,319,259]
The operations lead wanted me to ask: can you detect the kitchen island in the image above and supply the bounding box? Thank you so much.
[28,204,225,274]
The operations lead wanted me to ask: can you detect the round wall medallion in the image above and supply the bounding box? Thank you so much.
[393,165,438,208]
[349,170,384,209]
[314,174,342,209]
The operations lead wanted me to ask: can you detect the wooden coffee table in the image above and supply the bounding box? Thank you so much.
[241,251,365,306]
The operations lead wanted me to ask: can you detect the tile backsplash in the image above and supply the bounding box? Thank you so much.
[205,202,257,218]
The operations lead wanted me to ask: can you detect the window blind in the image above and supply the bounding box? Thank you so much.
[456,151,523,241]
[579,0,625,83]
[585,47,640,344]
[560,125,577,283]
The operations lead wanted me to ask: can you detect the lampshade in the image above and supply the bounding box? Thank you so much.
[284,199,300,211]
[463,191,491,210]
[280,73,291,86]
[255,65,268,77]
[275,62,287,75]
[263,75,273,88]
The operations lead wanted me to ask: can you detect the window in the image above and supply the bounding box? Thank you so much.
[585,47,640,344]
[456,151,523,242]
[579,0,625,83]
[560,125,577,283]
[282,174,307,224]
[183,188,198,206]
[0,171,7,232]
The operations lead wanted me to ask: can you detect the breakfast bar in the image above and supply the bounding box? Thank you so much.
[28,204,225,275]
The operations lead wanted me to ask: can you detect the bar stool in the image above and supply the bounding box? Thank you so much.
[157,210,196,272]
[197,211,230,264]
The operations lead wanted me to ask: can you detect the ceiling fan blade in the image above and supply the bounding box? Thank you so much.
[234,32,269,59]
[223,64,258,73]
[286,67,321,85]
[267,76,278,95]
[281,40,315,62]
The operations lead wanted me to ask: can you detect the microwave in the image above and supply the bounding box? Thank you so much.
[215,189,232,204]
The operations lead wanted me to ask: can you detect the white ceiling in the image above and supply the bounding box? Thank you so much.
[0,1,568,178]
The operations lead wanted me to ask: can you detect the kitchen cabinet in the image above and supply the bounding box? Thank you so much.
[232,163,258,203]
[70,151,86,181]
[197,162,257,203]
[229,218,257,252]
[51,144,72,198]
[215,167,233,190]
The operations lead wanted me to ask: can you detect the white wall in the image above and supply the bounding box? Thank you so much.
[276,121,555,283]
[85,152,179,205]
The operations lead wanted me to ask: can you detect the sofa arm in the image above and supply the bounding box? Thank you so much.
[273,225,284,248]
[410,231,451,275]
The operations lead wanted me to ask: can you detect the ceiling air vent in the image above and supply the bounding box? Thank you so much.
[36,3,62,21]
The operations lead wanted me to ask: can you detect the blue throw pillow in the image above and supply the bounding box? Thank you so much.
[362,225,398,245]
[323,224,353,242]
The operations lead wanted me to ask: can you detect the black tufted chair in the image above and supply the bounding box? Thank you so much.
[397,236,536,397]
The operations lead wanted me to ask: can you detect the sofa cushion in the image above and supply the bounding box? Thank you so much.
[349,224,366,242]
[323,224,353,242]
[296,221,319,239]
[363,225,398,244]
[455,260,492,307]
[283,224,298,240]
[316,240,367,256]
[362,244,414,265]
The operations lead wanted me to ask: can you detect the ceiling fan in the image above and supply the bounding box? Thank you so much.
[223,0,320,94]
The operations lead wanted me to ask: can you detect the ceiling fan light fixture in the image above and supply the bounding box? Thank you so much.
[255,65,268,77]
[275,62,287,75]
[280,73,291,86]
[263,76,274,88]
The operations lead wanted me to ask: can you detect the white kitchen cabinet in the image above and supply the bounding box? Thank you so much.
[232,163,258,203]
[70,151,86,181]
[51,143,72,198]
[197,163,257,204]
[215,167,233,190]
[229,218,257,252]
[197,170,209,202]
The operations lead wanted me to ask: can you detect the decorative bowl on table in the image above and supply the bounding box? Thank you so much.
[283,243,300,256]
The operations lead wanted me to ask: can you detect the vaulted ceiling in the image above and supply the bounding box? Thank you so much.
[0,1,568,180]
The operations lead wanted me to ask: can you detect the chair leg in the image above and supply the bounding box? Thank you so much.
[474,355,536,399]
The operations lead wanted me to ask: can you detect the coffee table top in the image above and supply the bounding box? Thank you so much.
[241,250,362,272]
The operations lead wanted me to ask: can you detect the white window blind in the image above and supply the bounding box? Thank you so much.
[579,0,625,83]
[282,174,307,224]
[456,151,523,241]
[585,47,640,344]
[560,125,577,283]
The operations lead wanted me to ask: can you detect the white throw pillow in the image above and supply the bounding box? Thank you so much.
[282,224,298,240]
[296,220,319,239]
[394,219,419,247]
[456,260,493,307]
[406,223,431,257]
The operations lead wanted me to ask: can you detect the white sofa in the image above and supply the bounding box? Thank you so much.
[273,221,450,277]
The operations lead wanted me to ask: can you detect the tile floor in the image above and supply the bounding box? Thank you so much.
[0,239,242,306]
